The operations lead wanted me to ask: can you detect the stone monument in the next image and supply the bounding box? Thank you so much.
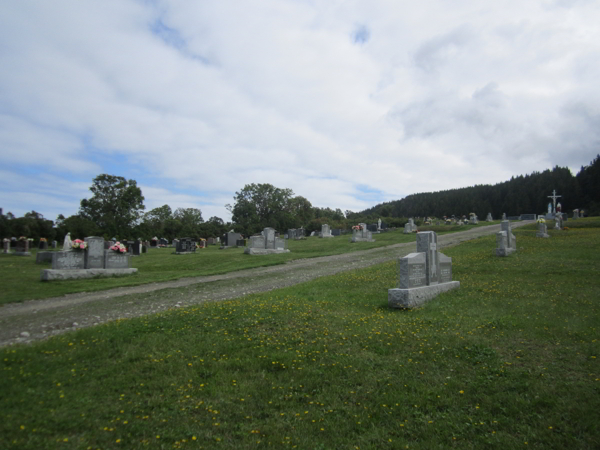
[403,218,417,234]
[536,219,550,238]
[388,231,459,308]
[84,236,105,268]
[175,238,197,254]
[320,224,334,238]
[496,221,517,256]
[244,227,289,255]
[486,213,493,222]
[350,223,375,242]
[220,232,242,249]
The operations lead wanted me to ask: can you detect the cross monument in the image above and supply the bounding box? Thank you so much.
[547,190,561,214]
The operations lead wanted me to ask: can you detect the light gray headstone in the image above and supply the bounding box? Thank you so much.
[84,236,105,269]
[417,231,439,285]
[52,251,85,270]
[398,252,427,289]
[275,238,286,250]
[500,221,516,250]
[104,250,130,269]
[439,253,452,283]
[264,228,275,249]
[249,235,265,248]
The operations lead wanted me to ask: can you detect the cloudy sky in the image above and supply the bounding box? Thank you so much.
[1,0,599,222]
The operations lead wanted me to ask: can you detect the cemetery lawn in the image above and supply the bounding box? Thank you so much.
[1,219,599,449]
[0,223,493,305]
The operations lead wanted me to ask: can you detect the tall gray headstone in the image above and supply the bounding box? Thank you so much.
[264,228,276,249]
[84,236,105,269]
[417,231,439,285]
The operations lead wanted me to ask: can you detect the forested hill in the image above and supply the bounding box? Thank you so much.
[361,156,600,219]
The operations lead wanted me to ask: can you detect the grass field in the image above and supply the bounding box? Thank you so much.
[1,219,599,449]
[0,222,490,305]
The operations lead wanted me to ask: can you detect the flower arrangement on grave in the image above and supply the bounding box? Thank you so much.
[3,238,9,243]
[563,227,569,231]
[109,242,127,253]
[40,237,47,242]
[537,217,546,223]
[18,236,27,241]
[71,239,88,250]
[352,224,363,231]
[152,236,158,241]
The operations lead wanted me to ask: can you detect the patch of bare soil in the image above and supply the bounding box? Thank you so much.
[0,222,532,347]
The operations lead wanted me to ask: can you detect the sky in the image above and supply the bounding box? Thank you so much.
[1,0,599,223]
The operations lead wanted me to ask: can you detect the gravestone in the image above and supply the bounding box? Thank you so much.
[554,214,563,230]
[235,239,245,247]
[38,240,48,250]
[389,231,459,308]
[244,227,290,255]
[502,213,507,220]
[52,240,57,249]
[496,221,517,256]
[404,218,417,234]
[150,239,158,247]
[104,250,130,269]
[573,209,579,219]
[310,231,316,236]
[220,232,242,249]
[332,229,342,236]
[486,213,493,222]
[470,215,478,224]
[378,218,382,230]
[350,223,375,242]
[176,238,196,254]
[536,222,550,238]
[3,239,10,254]
[130,239,142,256]
[320,224,334,238]
[172,239,179,247]
[14,240,31,256]
[36,251,53,264]
[52,251,85,270]
[84,236,105,268]
[159,238,169,246]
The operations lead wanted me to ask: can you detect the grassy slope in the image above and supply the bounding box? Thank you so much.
[0,220,598,449]
[0,223,488,305]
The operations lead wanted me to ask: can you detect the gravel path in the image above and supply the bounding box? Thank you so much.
[0,222,532,347]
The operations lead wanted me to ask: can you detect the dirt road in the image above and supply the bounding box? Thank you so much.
[0,222,532,347]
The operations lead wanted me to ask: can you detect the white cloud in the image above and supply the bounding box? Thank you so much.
[1,0,599,224]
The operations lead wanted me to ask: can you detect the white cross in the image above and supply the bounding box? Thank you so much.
[547,190,561,213]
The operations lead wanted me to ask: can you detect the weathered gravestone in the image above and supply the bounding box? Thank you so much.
[536,221,550,238]
[244,227,289,255]
[3,239,10,254]
[470,215,478,224]
[388,231,459,308]
[38,240,48,250]
[350,223,375,242]
[404,218,417,234]
[502,213,507,220]
[332,229,342,236]
[172,239,179,247]
[496,221,517,256]
[320,224,334,238]
[287,228,305,240]
[52,240,57,249]
[554,214,563,230]
[130,239,142,256]
[486,213,493,222]
[573,209,579,219]
[84,236,105,268]
[175,238,196,254]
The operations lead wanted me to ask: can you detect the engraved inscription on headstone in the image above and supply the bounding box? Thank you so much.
[398,253,426,289]
[439,253,452,283]
[52,251,85,270]
[104,251,130,269]
[85,236,105,269]
[417,231,439,285]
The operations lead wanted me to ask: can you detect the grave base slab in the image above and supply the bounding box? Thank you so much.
[173,251,196,255]
[41,268,138,281]
[244,248,290,255]
[536,232,550,238]
[388,281,460,309]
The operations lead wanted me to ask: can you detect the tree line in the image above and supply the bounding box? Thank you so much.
[361,156,600,219]
[1,156,598,242]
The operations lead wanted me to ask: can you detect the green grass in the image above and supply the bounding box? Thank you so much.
[1,221,599,449]
[0,222,496,305]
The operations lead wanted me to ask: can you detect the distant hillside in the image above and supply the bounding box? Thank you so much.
[361,156,600,218]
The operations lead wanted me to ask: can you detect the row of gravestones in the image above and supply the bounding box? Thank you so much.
[48,237,131,270]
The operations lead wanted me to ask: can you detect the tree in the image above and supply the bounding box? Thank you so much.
[227,183,295,235]
[173,208,204,238]
[79,174,145,238]
[142,205,173,238]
